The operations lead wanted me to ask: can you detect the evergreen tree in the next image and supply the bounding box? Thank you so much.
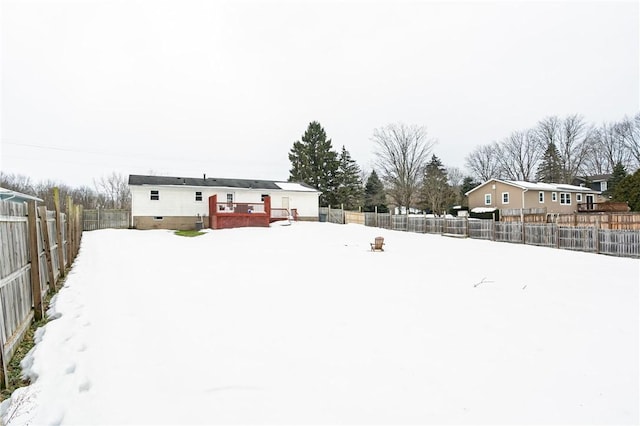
[460,176,480,202]
[536,142,563,183]
[335,146,364,210]
[607,162,628,196]
[364,170,388,213]
[288,121,339,206]
[612,168,640,211]
[419,154,455,214]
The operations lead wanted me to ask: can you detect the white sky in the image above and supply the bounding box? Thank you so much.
[1,0,638,188]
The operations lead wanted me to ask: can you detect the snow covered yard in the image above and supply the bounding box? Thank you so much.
[1,222,638,425]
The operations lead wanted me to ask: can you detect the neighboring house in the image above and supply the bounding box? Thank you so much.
[129,174,321,230]
[0,187,42,203]
[465,179,604,218]
[572,174,612,193]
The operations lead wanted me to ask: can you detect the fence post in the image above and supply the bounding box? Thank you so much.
[53,188,65,279]
[38,206,56,291]
[595,217,600,254]
[27,201,43,321]
[66,196,73,268]
[375,206,378,228]
[75,205,82,257]
[465,215,469,237]
[491,213,496,241]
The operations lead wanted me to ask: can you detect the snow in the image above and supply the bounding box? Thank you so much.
[506,180,598,193]
[1,222,638,425]
[470,207,497,213]
[274,182,317,192]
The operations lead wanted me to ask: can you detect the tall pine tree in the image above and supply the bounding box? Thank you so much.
[335,146,364,210]
[364,170,388,213]
[460,177,480,199]
[419,154,455,214]
[612,168,640,211]
[288,121,339,206]
[460,176,480,207]
[607,162,628,196]
[536,142,562,183]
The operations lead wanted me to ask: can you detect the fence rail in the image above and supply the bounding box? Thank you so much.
[337,212,640,259]
[0,195,83,389]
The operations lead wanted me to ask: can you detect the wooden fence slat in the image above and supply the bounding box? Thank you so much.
[27,201,43,321]
[37,206,56,291]
[66,196,73,267]
[54,188,65,279]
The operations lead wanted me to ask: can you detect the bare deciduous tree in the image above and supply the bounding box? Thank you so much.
[464,142,501,182]
[558,114,592,183]
[71,185,101,209]
[535,116,561,147]
[536,115,591,183]
[446,166,465,206]
[616,113,640,169]
[0,172,34,194]
[372,123,436,212]
[94,172,131,209]
[33,179,64,209]
[497,129,543,181]
[583,121,633,175]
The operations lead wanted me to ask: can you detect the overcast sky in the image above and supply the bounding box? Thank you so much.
[1,0,638,188]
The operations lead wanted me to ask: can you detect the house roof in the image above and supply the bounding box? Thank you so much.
[464,179,602,196]
[128,174,320,192]
[0,187,43,202]
[574,174,612,183]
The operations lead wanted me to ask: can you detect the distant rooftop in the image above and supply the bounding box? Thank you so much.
[128,174,319,192]
[465,179,602,196]
[0,187,43,203]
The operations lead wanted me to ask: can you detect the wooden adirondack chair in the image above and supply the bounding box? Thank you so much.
[370,236,385,252]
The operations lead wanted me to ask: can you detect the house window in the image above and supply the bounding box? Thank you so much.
[195,191,202,201]
[226,193,234,203]
[552,192,557,202]
[576,193,583,203]
[560,193,571,205]
[150,190,159,201]
[153,216,163,220]
[484,193,491,205]
[502,192,509,204]
[600,181,608,192]
[539,192,544,203]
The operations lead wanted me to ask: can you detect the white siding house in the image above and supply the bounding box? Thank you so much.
[129,174,320,229]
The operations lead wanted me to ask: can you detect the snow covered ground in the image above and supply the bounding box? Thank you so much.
[1,222,638,425]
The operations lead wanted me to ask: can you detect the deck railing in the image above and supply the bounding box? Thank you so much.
[215,202,265,214]
[577,202,630,212]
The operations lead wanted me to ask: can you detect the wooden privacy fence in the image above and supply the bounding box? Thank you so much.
[556,212,640,230]
[0,194,83,389]
[318,207,346,224]
[83,209,130,231]
[347,212,640,258]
